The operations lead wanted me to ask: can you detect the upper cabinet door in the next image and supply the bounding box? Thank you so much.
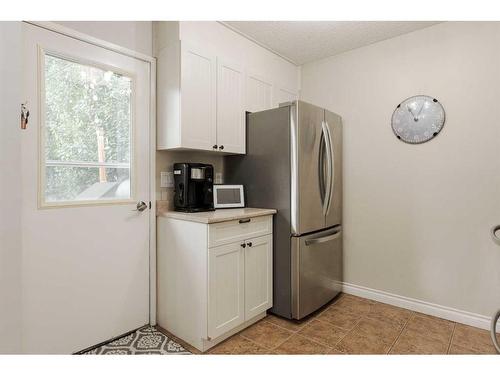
[180,42,217,151]
[246,73,273,113]
[216,59,245,154]
[274,87,298,107]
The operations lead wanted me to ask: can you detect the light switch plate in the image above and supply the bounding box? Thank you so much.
[160,171,174,188]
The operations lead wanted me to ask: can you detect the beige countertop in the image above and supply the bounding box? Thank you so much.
[158,207,277,224]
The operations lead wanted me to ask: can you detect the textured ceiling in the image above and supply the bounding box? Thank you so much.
[222,21,441,65]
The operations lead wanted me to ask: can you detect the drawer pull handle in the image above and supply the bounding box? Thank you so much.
[239,218,251,224]
[305,230,341,246]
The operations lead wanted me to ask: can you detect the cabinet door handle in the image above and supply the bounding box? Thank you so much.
[240,243,246,248]
[219,145,224,150]
[212,144,218,150]
[239,218,251,224]
[247,242,252,247]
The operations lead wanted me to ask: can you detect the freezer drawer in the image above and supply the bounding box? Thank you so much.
[291,226,342,319]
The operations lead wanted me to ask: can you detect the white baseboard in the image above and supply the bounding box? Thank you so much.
[342,282,498,331]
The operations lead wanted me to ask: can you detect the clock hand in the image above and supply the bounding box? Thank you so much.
[406,105,417,121]
[416,101,425,118]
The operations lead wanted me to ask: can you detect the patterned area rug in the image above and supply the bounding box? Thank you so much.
[82,326,191,355]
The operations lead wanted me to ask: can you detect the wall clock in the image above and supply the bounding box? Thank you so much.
[391,95,445,144]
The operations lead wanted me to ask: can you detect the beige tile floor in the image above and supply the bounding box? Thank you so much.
[207,293,500,354]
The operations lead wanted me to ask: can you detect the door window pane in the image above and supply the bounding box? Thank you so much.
[43,53,133,204]
[45,165,130,202]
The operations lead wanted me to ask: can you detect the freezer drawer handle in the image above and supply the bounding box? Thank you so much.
[239,218,251,224]
[305,230,341,246]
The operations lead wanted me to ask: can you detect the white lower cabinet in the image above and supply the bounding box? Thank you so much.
[157,214,274,352]
[244,234,273,320]
[208,242,245,339]
[208,234,273,339]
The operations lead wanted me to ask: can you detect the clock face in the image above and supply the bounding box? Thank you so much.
[391,95,445,144]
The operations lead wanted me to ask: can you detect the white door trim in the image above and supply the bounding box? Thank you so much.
[24,21,155,63]
[22,21,157,326]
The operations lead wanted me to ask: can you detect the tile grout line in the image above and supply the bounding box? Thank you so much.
[330,308,369,353]
[266,315,315,334]
[446,323,457,354]
[337,300,385,347]
[235,334,272,353]
[237,332,278,351]
[270,331,298,351]
[387,311,415,354]
[239,320,298,351]
[295,331,342,351]
[309,317,351,332]
[289,297,356,352]
[263,295,348,353]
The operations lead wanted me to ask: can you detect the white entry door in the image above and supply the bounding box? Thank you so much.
[21,23,151,353]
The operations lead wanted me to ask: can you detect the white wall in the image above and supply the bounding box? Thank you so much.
[300,21,500,317]
[0,21,22,353]
[55,21,152,56]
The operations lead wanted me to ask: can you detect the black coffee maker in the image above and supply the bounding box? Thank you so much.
[173,163,215,212]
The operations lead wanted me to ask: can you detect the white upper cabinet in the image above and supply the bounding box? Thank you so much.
[216,59,245,154]
[274,86,299,107]
[180,43,217,151]
[246,73,273,113]
[154,21,300,154]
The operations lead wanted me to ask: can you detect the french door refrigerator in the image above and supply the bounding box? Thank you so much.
[226,100,342,320]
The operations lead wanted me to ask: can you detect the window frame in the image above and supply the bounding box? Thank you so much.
[38,46,137,208]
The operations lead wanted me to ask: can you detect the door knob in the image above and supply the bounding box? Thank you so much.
[133,201,148,212]
[491,225,500,245]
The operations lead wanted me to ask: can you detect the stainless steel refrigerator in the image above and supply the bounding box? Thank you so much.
[226,100,342,320]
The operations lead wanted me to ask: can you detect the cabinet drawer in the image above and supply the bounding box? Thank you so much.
[208,215,272,248]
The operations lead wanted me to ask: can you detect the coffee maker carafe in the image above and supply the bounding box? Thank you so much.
[173,163,215,212]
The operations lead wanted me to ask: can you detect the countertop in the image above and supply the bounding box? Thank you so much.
[158,207,277,224]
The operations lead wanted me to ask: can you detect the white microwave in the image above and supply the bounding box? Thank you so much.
[213,185,245,209]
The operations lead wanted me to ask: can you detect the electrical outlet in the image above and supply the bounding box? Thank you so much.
[160,171,174,188]
[215,172,223,184]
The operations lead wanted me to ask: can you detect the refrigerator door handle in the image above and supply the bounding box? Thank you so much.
[324,120,335,216]
[321,121,332,216]
[304,229,341,246]
[318,126,326,206]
